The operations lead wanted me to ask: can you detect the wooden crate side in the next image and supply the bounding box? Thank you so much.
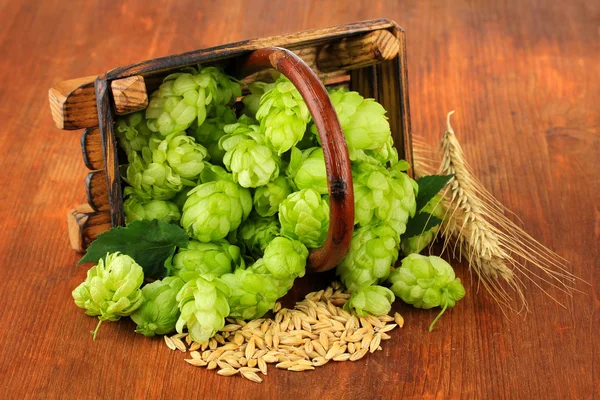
[95,76,125,227]
[81,127,103,170]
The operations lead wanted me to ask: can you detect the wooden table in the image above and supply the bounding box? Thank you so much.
[1,1,597,398]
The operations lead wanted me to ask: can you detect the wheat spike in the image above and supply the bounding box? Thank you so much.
[413,111,578,312]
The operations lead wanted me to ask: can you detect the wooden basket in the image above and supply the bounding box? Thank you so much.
[48,18,413,272]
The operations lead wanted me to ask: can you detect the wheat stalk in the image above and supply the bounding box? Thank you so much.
[414,111,578,312]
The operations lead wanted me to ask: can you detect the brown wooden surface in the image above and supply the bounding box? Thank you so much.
[1,1,598,399]
[111,75,149,115]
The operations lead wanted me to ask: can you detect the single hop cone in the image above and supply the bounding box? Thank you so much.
[130,276,185,337]
[171,239,244,281]
[388,254,465,331]
[72,252,145,339]
[256,76,311,155]
[262,237,308,280]
[221,116,280,188]
[278,188,330,248]
[253,176,293,217]
[175,274,231,343]
[336,224,399,292]
[220,260,293,320]
[181,177,252,242]
[150,132,208,181]
[288,147,328,195]
[123,151,183,201]
[123,188,181,224]
[343,285,395,316]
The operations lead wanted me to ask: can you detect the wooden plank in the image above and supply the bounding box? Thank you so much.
[81,127,102,170]
[95,76,125,227]
[374,27,413,175]
[111,75,148,115]
[317,30,399,72]
[85,170,109,212]
[48,75,98,129]
[67,204,112,252]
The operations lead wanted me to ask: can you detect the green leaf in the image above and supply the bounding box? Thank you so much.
[415,174,454,212]
[79,220,189,279]
[403,212,442,238]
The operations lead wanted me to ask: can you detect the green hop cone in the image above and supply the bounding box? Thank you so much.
[123,187,181,224]
[256,76,311,155]
[279,188,330,248]
[171,240,244,281]
[343,285,395,316]
[336,224,399,292]
[360,136,399,167]
[253,176,293,217]
[181,178,252,242]
[175,274,230,343]
[262,237,308,280]
[188,105,238,164]
[150,132,208,181]
[327,88,391,159]
[130,276,184,337]
[221,116,280,188]
[124,151,183,200]
[146,66,240,136]
[401,193,446,255]
[242,81,271,118]
[388,254,466,331]
[115,112,153,156]
[290,147,328,195]
[238,214,280,258]
[221,260,293,320]
[72,252,145,339]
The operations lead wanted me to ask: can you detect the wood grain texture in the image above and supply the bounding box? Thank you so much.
[81,127,102,170]
[1,1,598,399]
[110,75,148,115]
[48,75,98,129]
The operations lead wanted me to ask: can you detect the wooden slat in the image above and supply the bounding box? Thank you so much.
[48,20,398,130]
[81,127,103,170]
[95,76,125,227]
[111,75,148,115]
[85,170,109,212]
[48,75,98,130]
[349,65,377,99]
[374,27,413,175]
[316,30,399,72]
[67,204,111,252]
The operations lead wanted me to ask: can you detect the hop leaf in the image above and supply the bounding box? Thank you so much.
[388,254,465,331]
[72,252,145,339]
[256,77,311,155]
[130,276,184,337]
[253,176,293,217]
[336,224,399,292]
[343,285,395,316]
[279,188,330,248]
[175,274,230,343]
[181,178,252,242]
[171,240,244,281]
[401,193,446,255]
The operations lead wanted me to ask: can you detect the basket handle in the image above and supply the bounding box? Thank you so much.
[237,47,355,273]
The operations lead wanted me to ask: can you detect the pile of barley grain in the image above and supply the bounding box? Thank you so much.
[164,282,404,383]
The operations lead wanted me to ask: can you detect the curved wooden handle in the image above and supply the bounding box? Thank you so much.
[237,47,355,273]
